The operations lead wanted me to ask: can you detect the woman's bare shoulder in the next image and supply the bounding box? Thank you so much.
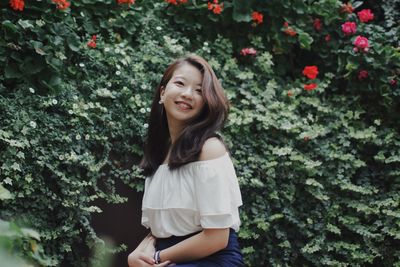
[199,137,227,161]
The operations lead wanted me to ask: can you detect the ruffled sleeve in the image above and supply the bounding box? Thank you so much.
[193,154,243,229]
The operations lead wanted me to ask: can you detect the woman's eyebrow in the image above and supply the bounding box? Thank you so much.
[174,75,202,86]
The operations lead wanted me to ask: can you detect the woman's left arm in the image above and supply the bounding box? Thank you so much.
[158,228,230,263]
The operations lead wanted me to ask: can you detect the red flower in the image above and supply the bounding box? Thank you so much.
[165,0,187,5]
[213,3,223,14]
[340,2,353,14]
[240,47,257,56]
[353,35,369,52]
[389,79,397,86]
[313,18,322,31]
[208,1,223,14]
[341,21,357,36]
[287,91,293,97]
[283,22,297,36]
[304,83,317,91]
[357,9,374,23]
[302,66,319,80]
[87,35,97,48]
[325,34,331,42]
[252,11,263,25]
[358,70,368,81]
[52,0,70,10]
[9,0,24,11]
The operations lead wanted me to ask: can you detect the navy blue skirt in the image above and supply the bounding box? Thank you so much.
[155,228,245,267]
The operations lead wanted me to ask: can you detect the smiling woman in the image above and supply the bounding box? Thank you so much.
[159,62,205,136]
[127,54,244,267]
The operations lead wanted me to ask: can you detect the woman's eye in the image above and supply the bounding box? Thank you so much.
[196,89,202,93]
[175,81,184,86]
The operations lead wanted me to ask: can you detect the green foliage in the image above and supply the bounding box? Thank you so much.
[1,0,399,266]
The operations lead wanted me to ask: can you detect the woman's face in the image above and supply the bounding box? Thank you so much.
[160,63,205,128]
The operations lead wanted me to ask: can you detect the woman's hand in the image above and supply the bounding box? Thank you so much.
[127,234,171,267]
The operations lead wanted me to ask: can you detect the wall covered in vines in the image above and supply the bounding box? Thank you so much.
[1,0,399,266]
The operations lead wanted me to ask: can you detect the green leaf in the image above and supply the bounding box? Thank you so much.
[2,20,18,33]
[298,32,313,50]
[0,184,13,200]
[20,228,41,240]
[4,64,22,79]
[232,0,252,22]
[17,19,34,29]
[67,35,80,52]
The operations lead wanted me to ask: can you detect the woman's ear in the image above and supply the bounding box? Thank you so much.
[160,86,165,102]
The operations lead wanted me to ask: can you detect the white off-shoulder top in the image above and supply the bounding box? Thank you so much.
[141,152,243,238]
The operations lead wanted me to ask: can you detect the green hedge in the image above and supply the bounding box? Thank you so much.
[1,0,399,266]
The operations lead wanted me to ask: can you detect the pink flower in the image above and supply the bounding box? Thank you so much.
[353,35,369,52]
[358,70,368,81]
[240,47,257,56]
[357,9,374,23]
[341,22,357,36]
[325,34,331,42]
[390,79,397,86]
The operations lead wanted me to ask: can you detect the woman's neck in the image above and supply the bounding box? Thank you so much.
[168,123,184,144]
[167,117,186,144]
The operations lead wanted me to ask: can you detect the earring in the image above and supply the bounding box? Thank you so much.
[159,99,163,104]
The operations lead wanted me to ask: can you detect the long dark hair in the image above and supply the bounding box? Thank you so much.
[140,54,229,176]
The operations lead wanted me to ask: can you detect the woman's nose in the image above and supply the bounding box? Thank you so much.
[181,87,194,99]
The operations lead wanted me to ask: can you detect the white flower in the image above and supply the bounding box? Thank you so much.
[115,48,120,54]
[140,108,146,113]
[29,87,35,93]
[107,82,112,87]
[116,70,121,75]
[59,155,65,160]
[85,134,90,140]
[146,107,151,112]
[156,26,162,31]
[52,99,58,105]
[141,84,147,89]
[29,121,37,128]
[116,64,121,70]
[35,19,45,27]
[73,95,78,100]
[68,110,74,114]
[144,123,148,128]
[204,42,209,46]
[104,47,110,52]
[76,134,81,140]
[79,63,85,67]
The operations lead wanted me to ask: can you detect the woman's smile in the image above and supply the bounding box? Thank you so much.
[175,100,193,111]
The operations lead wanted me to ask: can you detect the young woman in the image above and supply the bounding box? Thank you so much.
[128,54,244,267]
